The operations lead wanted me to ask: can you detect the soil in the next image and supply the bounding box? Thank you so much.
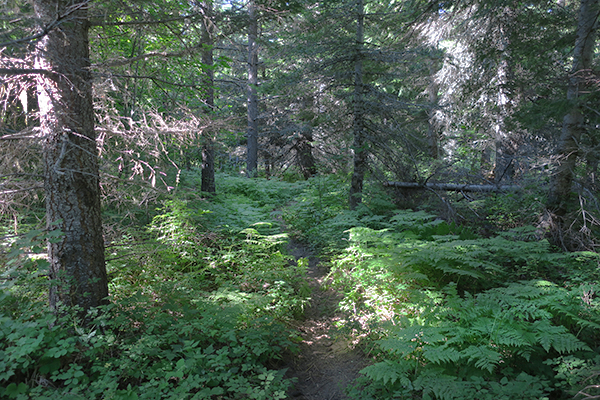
[284,239,368,400]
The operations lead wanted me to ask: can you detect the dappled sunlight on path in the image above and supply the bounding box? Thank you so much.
[284,240,367,400]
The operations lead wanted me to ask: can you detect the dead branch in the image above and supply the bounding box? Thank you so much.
[384,181,521,192]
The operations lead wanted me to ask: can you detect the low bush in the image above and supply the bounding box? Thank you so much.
[323,209,600,399]
[0,174,312,399]
[0,284,296,399]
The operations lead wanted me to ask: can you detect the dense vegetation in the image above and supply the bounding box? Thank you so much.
[1,172,600,399]
[1,173,310,399]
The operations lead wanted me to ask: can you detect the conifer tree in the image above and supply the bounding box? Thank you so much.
[33,0,108,317]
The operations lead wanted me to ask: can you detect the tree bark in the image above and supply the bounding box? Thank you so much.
[34,0,108,317]
[296,125,317,179]
[547,0,598,216]
[246,0,259,177]
[201,0,216,193]
[349,0,366,210]
[492,6,518,184]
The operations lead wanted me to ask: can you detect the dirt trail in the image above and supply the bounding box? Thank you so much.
[284,240,368,400]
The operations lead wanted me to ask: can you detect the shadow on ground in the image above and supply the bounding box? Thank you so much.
[284,240,368,400]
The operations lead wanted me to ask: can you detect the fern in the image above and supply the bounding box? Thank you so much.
[460,345,502,373]
[423,345,462,364]
[327,211,600,400]
[361,360,413,386]
[357,280,600,399]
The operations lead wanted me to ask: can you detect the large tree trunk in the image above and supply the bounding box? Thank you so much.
[547,0,598,216]
[34,0,108,318]
[246,0,259,177]
[201,0,216,193]
[349,0,366,210]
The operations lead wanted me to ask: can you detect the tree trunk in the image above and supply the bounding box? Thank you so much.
[34,0,108,318]
[296,125,317,179]
[201,0,216,193]
[547,0,598,216]
[201,141,215,192]
[427,59,440,159]
[349,0,366,210]
[246,0,259,177]
[492,7,518,184]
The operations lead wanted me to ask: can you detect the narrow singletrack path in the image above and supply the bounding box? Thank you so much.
[284,239,368,400]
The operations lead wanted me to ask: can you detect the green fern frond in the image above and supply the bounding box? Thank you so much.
[434,262,485,279]
[390,210,438,229]
[493,325,534,348]
[549,333,590,354]
[421,327,447,344]
[417,374,460,400]
[360,360,412,386]
[379,337,418,357]
[532,321,568,352]
[423,345,462,364]
[460,345,502,373]
[514,347,533,362]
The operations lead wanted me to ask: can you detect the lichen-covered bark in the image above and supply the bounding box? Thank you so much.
[34,0,108,316]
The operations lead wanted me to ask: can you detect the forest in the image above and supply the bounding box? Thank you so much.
[1,0,600,399]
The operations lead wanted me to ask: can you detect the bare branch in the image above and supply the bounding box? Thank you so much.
[0,173,43,179]
[0,186,43,195]
[0,67,58,79]
[94,72,204,89]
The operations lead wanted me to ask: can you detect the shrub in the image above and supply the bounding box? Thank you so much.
[0,280,297,399]
[354,280,600,400]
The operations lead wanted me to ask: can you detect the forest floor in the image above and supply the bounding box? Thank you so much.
[283,239,368,400]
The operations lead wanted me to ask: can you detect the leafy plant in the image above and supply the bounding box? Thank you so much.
[353,280,600,400]
[0,276,298,399]
[1,173,313,398]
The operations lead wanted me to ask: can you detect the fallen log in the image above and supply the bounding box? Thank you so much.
[383,182,521,193]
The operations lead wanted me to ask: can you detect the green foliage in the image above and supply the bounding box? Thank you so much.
[197,173,307,233]
[329,211,600,315]
[283,174,394,251]
[316,209,600,399]
[0,228,63,315]
[4,173,600,400]
[352,280,600,399]
[147,198,212,271]
[478,190,545,232]
[351,367,549,400]
[1,173,314,399]
[0,283,295,399]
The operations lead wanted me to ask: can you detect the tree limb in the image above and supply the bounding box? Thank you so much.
[384,181,521,192]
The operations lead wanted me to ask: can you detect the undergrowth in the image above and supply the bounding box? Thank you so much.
[282,178,600,400]
[0,173,310,399]
[3,173,600,399]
